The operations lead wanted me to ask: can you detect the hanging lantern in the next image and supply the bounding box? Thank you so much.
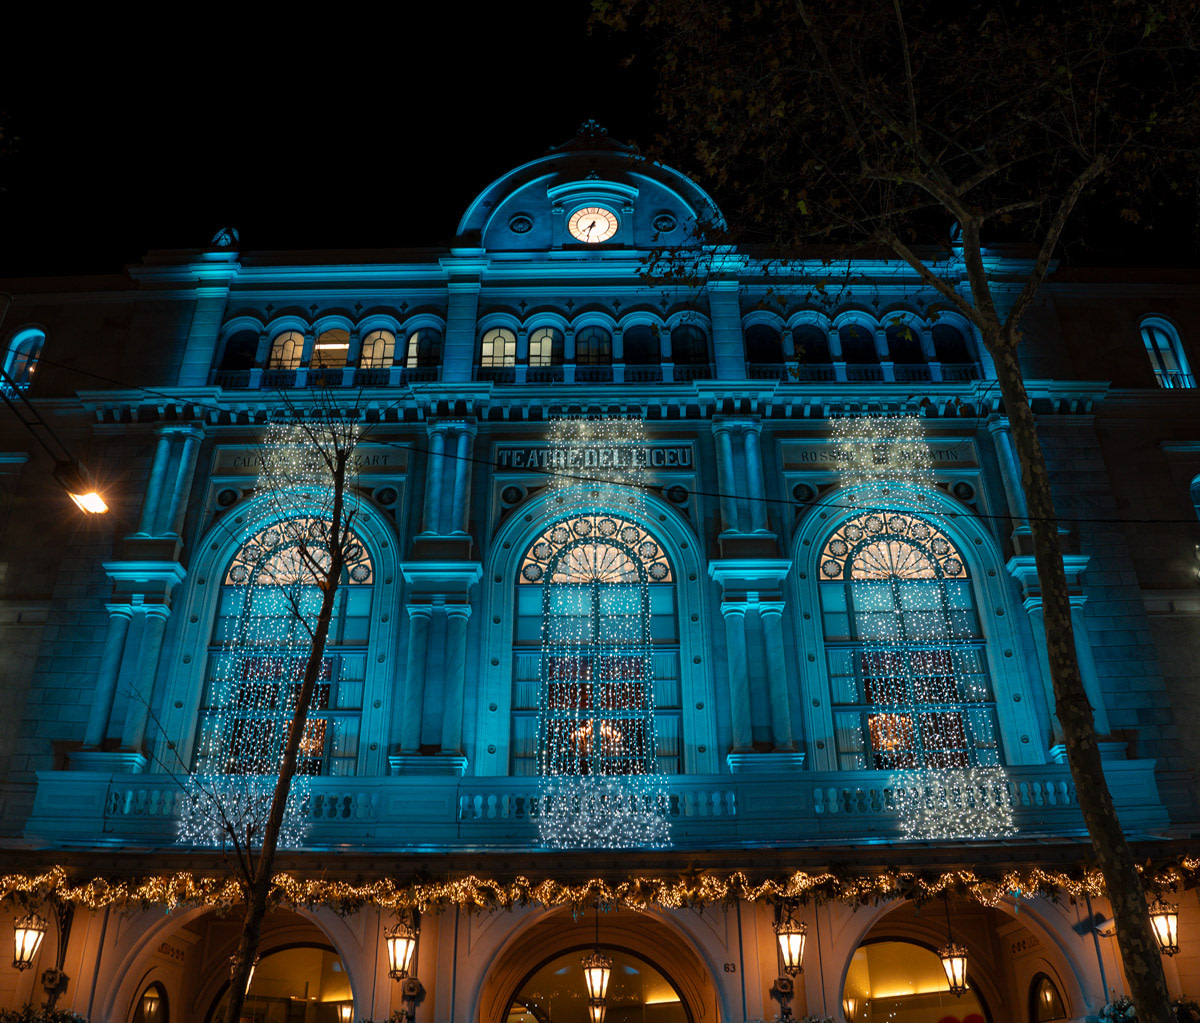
[338,1003,353,1023]
[939,941,969,996]
[141,989,162,1023]
[587,999,608,1023]
[12,913,46,971]
[386,919,419,980]
[774,914,807,977]
[843,995,858,1022]
[582,949,613,1002]
[1150,900,1180,956]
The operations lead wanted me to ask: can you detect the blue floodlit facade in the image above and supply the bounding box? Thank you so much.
[0,125,1198,1022]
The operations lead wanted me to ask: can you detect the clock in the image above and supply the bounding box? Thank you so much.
[568,205,619,243]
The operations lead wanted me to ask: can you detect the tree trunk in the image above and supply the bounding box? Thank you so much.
[222,457,349,1023]
[987,339,1172,1023]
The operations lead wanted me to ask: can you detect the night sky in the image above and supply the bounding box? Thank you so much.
[1,7,1194,279]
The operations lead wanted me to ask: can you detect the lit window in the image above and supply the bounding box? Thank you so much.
[512,513,681,777]
[360,329,395,369]
[405,328,442,368]
[1141,316,1193,388]
[575,326,612,365]
[1031,974,1067,1023]
[3,329,44,391]
[266,330,304,370]
[194,517,373,777]
[481,327,517,368]
[818,510,1000,771]
[528,327,564,367]
[311,328,350,369]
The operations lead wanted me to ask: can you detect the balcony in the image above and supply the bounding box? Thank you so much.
[25,760,1167,852]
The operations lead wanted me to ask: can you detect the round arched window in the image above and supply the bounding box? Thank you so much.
[208,945,352,1023]
[844,940,987,1023]
[132,982,168,1023]
[1031,973,1067,1022]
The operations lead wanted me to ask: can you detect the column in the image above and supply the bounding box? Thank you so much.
[450,429,473,534]
[423,428,446,534]
[829,326,846,382]
[165,429,203,537]
[988,416,1030,522]
[781,327,795,360]
[722,604,753,751]
[714,426,740,532]
[876,326,895,381]
[399,606,433,752]
[1070,601,1113,736]
[1024,600,1064,751]
[921,326,942,381]
[440,604,473,754]
[137,433,174,535]
[742,427,768,532]
[120,606,171,754]
[82,606,134,748]
[759,604,796,751]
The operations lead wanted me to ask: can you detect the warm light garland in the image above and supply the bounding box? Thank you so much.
[3,859,1196,914]
[830,415,1014,841]
[535,416,670,849]
[178,417,363,851]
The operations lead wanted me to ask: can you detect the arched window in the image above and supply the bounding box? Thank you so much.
[194,518,374,777]
[359,328,395,369]
[528,326,564,366]
[933,323,971,363]
[622,324,661,364]
[406,328,442,368]
[794,324,832,363]
[575,325,613,365]
[218,330,258,372]
[839,323,878,363]
[885,321,923,363]
[745,323,784,364]
[844,940,987,1022]
[480,327,517,367]
[511,513,681,777]
[266,330,303,370]
[1030,974,1068,1022]
[1141,316,1193,388]
[3,329,44,391]
[817,510,1000,770]
[311,328,349,368]
[209,945,351,1023]
[671,324,708,364]
[134,982,168,1023]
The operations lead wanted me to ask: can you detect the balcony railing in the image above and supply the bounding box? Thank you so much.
[477,366,517,384]
[25,760,1167,851]
[845,364,885,382]
[574,365,614,383]
[673,363,714,381]
[1155,370,1196,389]
[527,366,565,383]
[624,365,663,383]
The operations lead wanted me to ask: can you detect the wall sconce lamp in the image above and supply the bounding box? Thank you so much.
[12,901,73,1009]
[1150,900,1180,956]
[387,910,422,1023]
[12,913,46,971]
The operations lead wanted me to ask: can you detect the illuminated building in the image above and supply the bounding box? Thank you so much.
[0,123,1197,1022]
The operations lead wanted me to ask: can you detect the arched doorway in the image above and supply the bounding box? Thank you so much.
[207,943,353,1023]
[505,946,692,1023]
[842,939,989,1023]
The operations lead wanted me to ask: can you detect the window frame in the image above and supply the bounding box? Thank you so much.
[2,328,45,392]
[1140,315,1193,388]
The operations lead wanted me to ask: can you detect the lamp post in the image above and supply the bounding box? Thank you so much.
[938,897,969,997]
[12,913,46,971]
[1149,900,1180,956]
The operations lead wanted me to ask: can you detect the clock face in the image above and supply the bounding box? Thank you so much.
[568,206,619,243]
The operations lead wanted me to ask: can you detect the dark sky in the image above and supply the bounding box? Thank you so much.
[0,5,656,277]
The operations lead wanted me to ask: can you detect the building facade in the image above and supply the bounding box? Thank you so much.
[0,125,1198,1023]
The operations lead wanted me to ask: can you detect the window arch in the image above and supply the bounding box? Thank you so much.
[266,330,303,370]
[817,509,1000,770]
[218,329,258,372]
[405,327,442,368]
[1141,315,1193,388]
[193,517,374,777]
[528,326,564,366]
[3,328,44,391]
[1030,973,1067,1022]
[511,512,681,777]
[670,324,708,364]
[359,328,395,369]
[575,325,613,365]
[311,328,350,369]
[481,326,517,368]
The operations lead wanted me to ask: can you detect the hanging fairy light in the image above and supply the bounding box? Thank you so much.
[534,415,670,849]
[829,414,1014,841]
[178,417,364,851]
[12,912,46,970]
[1149,900,1180,956]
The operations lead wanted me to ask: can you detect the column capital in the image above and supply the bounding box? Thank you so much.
[445,602,473,621]
[720,602,749,618]
[986,413,1012,435]
[156,423,205,440]
[757,601,787,617]
[406,603,436,620]
[142,604,173,622]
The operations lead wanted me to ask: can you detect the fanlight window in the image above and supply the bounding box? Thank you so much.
[817,510,999,771]
[198,518,373,777]
[512,513,681,777]
[266,330,303,370]
[360,328,395,369]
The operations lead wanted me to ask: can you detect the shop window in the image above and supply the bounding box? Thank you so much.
[266,330,304,370]
[1141,316,1193,388]
[512,513,681,777]
[817,510,1001,771]
[193,518,374,778]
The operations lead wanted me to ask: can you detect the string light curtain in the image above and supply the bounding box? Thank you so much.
[179,417,363,850]
[534,416,671,849]
[828,415,1014,840]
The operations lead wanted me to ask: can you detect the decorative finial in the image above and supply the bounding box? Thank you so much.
[210,227,240,250]
[577,119,609,139]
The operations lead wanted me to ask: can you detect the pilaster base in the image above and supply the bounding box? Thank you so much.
[69,750,148,773]
[388,753,469,777]
[1048,740,1127,765]
[726,751,806,773]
